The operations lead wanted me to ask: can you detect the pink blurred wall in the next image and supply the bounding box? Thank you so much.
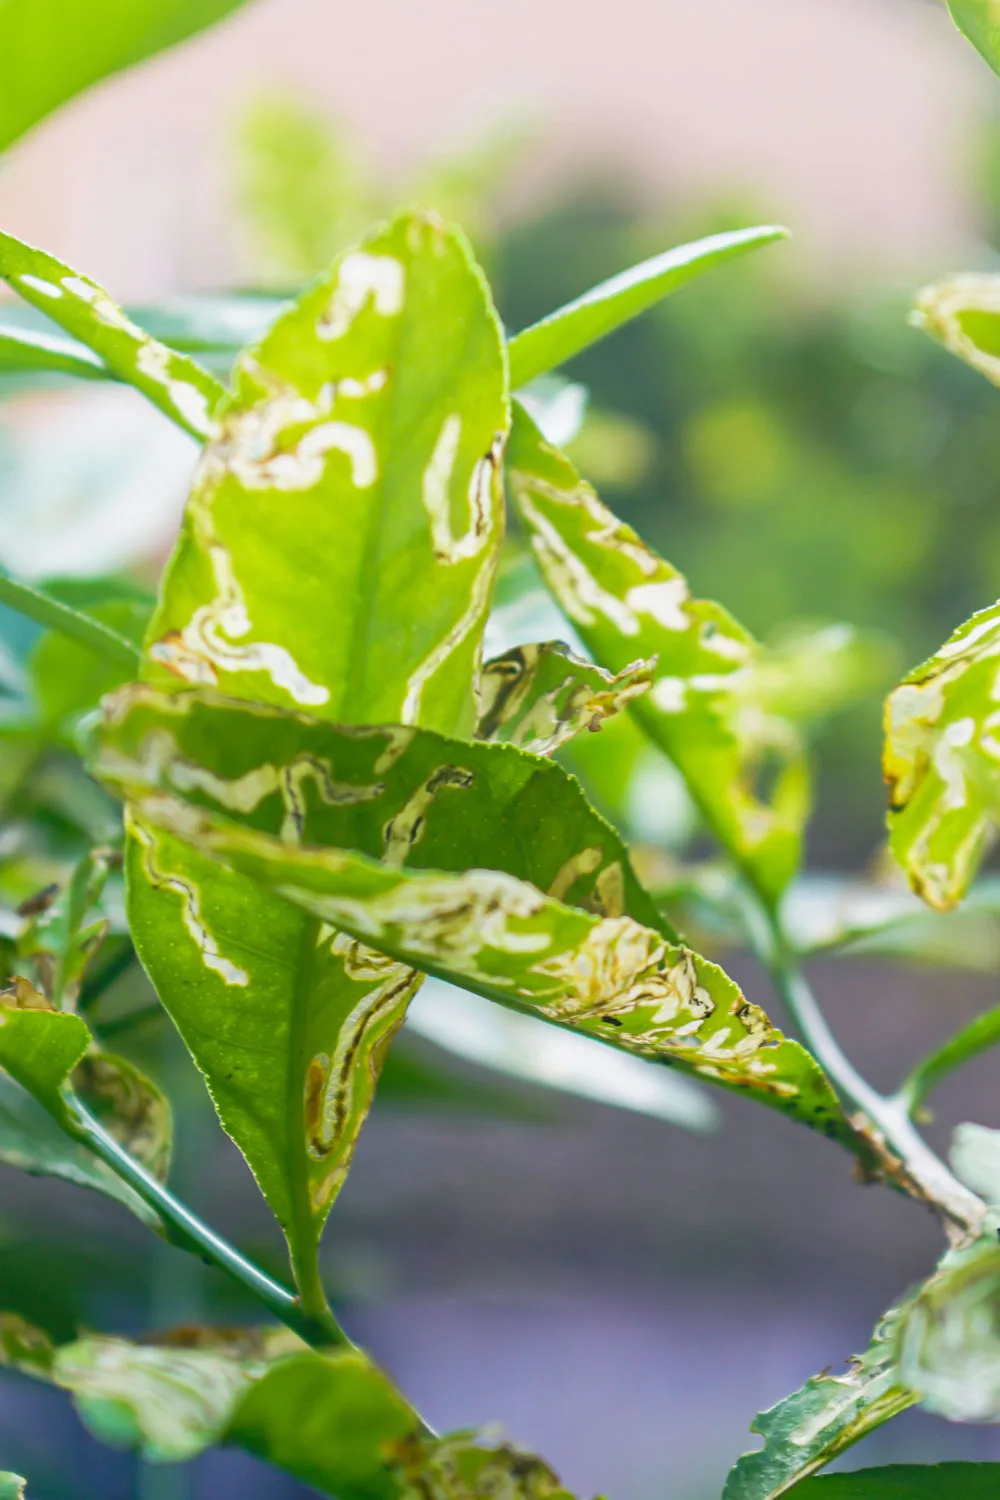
[0,0,990,300]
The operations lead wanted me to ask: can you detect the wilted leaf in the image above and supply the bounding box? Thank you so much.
[723,1303,915,1499]
[95,693,861,1149]
[476,641,652,755]
[407,978,719,1132]
[946,1,1000,82]
[790,1465,1000,1497]
[127,211,510,1297]
[391,1431,589,1500]
[0,232,224,439]
[896,1231,1000,1423]
[507,401,809,900]
[507,227,787,389]
[884,602,1000,910]
[0,0,254,152]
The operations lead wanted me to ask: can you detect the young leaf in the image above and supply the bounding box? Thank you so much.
[884,601,1000,910]
[790,1465,1000,1498]
[507,401,809,901]
[896,1232,1000,1422]
[507,226,787,389]
[0,572,139,670]
[18,849,113,1008]
[0,980,91,1132]
[946,1,1000,82]
[0,0,253,151]
[126,211,510,1301]
[390,1432,586,1500]
[94,703,861,1149]
[476,641,653,755]
[723,1302,915,1499]
[911,274,1000,387]
[0,231,224,439]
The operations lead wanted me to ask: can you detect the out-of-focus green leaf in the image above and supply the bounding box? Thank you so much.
[0,979,90,1131]
[18,849,112,1007]
[0,572,139,670]
[947,1,1000,81]
[476,641,652,755]
[507,401,808,901]
[0,0,254,153]
[0,1310,56,1380]
[723,1302,915,1499]
[127,211,510,1301]
[95,690,862,1151]
[407,978,719,1131]
[0,1070,161,1229]
[54,1328,301,1464]
[884,602,1000,910]
[391,1432,585,1500]
[754,623,896,726]
[507,227,787,389]
[897,1231,1000,1422]
[226,1348,420,1498]
[912,274,1000,386]
[73,1050,172,1182]
[791,1467,1000,1497]
[0,232,224,438]
[900,1006,1000,1110]
[951,1122,1000,1203]
[0,1475,25,1498]
[0,323,106,381]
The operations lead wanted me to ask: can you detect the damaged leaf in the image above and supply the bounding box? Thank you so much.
[723,1301,915,1499]
[896,1231,1000,1423]
[72,1051,172,1182]
[507,402,809,901]
[391,1431,587,1500]
[0,231,224,439]
[94,697,860,1149]
[126,210,510,1300]
[476,641,653,755]
[911,274,1000,387]
[884,602,1000,910]
[0,981,91,1131]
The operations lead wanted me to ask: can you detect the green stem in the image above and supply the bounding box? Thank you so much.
[898,1002,1000,1115]
[0,573,139,667]
[742,889,985,1232]
[66,1094,350,1350]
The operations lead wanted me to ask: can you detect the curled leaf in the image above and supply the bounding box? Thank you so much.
[391,1432,593,1500]
[476,641,652,755]
[897,1233,1000,1423]
[72,1051,172,1182]
[884,602,1000,910]
[912,274,1000,387]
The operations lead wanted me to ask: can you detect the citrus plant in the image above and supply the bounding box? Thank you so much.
[6,2,1000,1497]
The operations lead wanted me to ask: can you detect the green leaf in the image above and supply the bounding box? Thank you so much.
[0,231,224,439]
[226,1348,420,1498]
[507,401,809,901]
[390,1432,587,1500]
[18,849,112,1008]
[507,226,788,389]
[912,274,1000,386]
[53,1328,303,1463]
[0,980,91,1131]
[0,1475,25,1498]
[476,641,652,754]
[896,1232,1000,1422]
[95,688,861,1149]
[723,1302,915,1499]
[0,322,106,382]
[126,211,510,1302]
[951,1122,1000,1204]
[73,1050,172,1183]
[0,1069,162,1230]
[790,1465,1000,1497]
[946,1,1000,81]
[0,572,139,670]
[884,601,1000,910]
[0,0,254,153]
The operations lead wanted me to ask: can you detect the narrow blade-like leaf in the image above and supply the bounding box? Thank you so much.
[507,226,787,389]
[507,401,808,901]
[723,1302,916,1499]
[0,0,253,152]
[0,573,139,669]
[884,602,1000,910]
[0,231,224,438]
[0,322,106,382]
[127,211,510,1297]
[476,641,652,754]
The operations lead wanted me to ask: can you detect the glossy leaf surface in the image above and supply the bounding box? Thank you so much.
[507,227,787,389]
[0,0,252,152]
[947,1,1000,81]
[884,602,1000,910]
[0,232,224,439]
[476,641,652,755]
[507,402,808,900]
[723,1304,915,1498]
[126,211,510,1294]
[791,1466,1000,1497]
[96,694,860,1147]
